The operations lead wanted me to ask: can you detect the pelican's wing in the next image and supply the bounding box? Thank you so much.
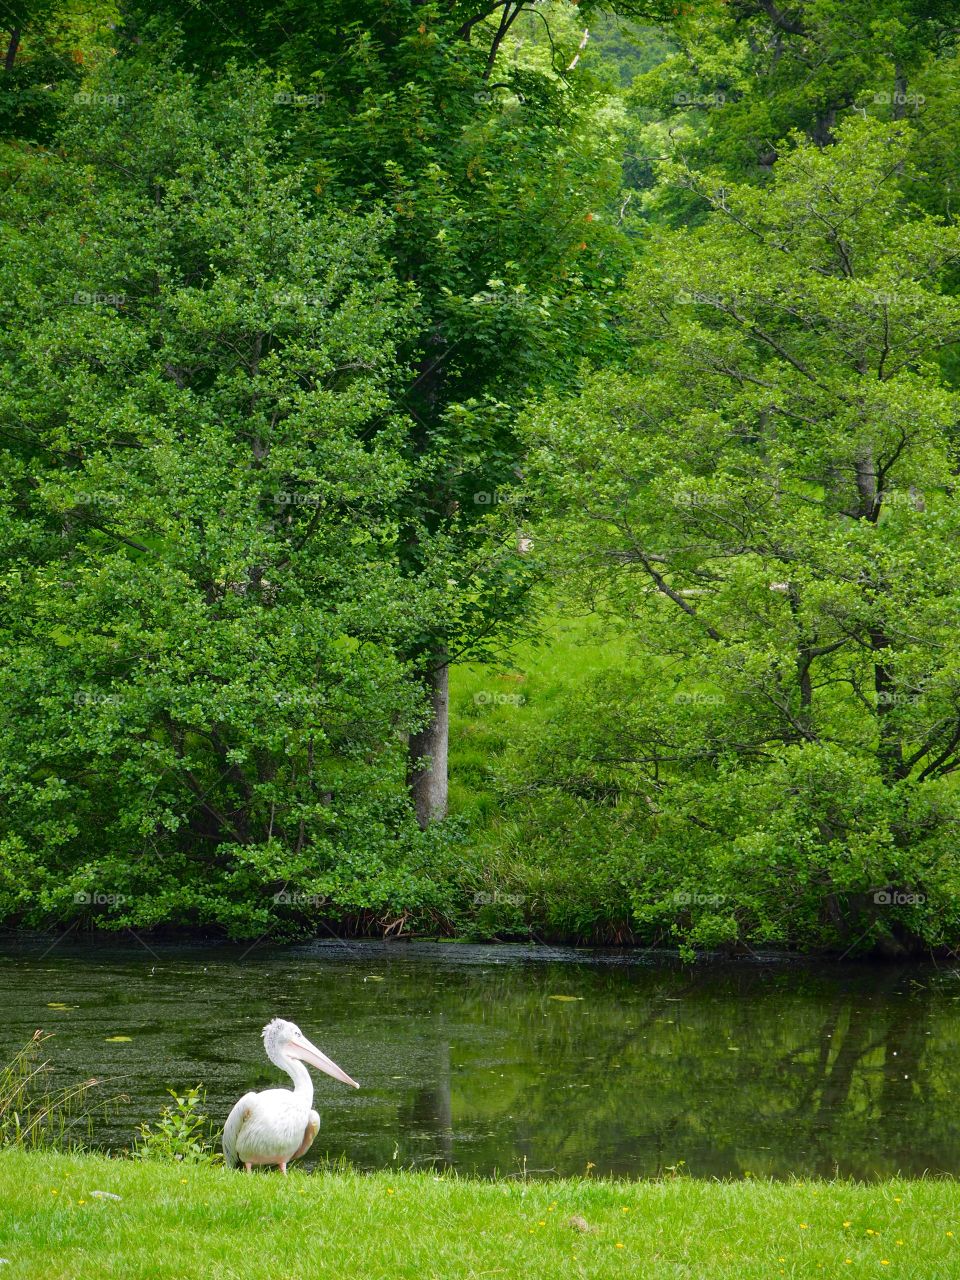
[291,1108,320,1162]
[222,1092,258,1168]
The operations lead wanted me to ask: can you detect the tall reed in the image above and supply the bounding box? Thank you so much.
[0,1030,115,1150]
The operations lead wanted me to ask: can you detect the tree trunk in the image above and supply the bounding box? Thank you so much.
[407,659,449,828]
[4,28,20,73]
[892,67,907,121]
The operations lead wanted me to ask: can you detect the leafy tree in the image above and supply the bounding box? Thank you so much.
[0,0,118,143]
[522,116,960,953]
[116,0,639,824]
[0,63,458,936]
[626,0,960,213]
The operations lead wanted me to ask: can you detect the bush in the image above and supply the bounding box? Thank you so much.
[132,1087,221,1165]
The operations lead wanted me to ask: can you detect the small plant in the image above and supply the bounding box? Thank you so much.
[132,1086,222,1164]
[0,1030,111,1150]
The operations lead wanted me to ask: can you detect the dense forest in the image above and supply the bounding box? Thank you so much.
[2,0,960,956]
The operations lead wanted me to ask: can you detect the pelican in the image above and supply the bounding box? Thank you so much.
[223,1018,359,1173]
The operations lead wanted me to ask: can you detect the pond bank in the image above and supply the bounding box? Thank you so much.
[1,1150,958,1279]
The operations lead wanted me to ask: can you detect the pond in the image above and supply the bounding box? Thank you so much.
[1,938,957,1180]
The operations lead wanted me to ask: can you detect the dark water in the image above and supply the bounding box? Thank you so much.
[1,938,958,1180]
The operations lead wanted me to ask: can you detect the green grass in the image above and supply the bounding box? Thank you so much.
[2,1151,959,1279]
[445,613,650,939]
[448,612,635,824]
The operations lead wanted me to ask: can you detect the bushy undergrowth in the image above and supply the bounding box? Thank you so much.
[2,1037,220,1165]
[444,625,960,957]
[132,1087,221,1165]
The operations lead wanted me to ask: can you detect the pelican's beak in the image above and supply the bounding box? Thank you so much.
[288,1033,360,1089]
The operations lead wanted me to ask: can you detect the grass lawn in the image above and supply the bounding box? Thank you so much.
[1,1151,959,1279]
[447,612,637,826]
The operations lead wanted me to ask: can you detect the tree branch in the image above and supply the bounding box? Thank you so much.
[481,1,525,80]
[755,0,806,37]
[4,27,20,73]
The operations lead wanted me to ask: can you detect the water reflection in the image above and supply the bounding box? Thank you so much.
[0,940,956,1179]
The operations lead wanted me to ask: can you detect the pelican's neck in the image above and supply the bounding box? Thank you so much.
[281,1052,314,1105]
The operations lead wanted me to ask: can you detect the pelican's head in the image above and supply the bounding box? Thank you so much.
[261,1017,360,1089]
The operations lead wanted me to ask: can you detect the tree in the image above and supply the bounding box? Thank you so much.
[523,116,960,953]
[117,0,639,825]
[625,0,960,208]
[0,1,102,142]
[0,63,456,935]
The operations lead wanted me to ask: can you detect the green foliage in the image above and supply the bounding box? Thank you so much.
[117,0,635,663]
[0,60,456,935]
[3,0,960,953]
[519,117,960,954]
[132,1086,221,1165]
[626,0,960,218]
[0,2,120,143]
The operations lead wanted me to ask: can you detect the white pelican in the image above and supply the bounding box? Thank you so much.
[223,1018,359,1173]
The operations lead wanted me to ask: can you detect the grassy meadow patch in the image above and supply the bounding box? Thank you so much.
[1,1151,958,1279]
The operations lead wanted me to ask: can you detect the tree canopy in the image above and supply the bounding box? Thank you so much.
[2,0,960,951]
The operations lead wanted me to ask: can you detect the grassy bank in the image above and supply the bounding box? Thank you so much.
[447,614,635,827]
[1,1151,958,1279]
[446,615,646,944]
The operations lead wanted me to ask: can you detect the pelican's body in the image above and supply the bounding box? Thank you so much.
[223,1018,359,1173]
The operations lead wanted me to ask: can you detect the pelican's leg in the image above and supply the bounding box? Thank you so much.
[244,1162,252,1173]
[279,1162,288,1175]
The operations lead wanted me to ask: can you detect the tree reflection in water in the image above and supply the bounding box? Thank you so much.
[0,942,956,1179]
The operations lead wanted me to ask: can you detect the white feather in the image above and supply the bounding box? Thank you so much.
[226,1090,318,1166]
[222,1017,354,1171]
